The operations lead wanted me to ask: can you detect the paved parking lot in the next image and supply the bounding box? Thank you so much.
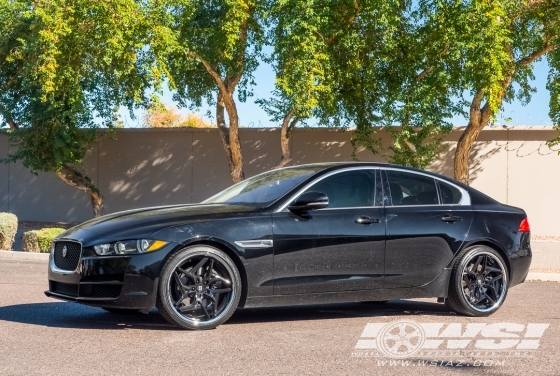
[0,259,558,376]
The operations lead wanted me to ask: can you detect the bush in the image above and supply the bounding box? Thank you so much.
[22,231,40,253]
[37,228,66,253]
[23,227,65,253]
[0,213,18,250]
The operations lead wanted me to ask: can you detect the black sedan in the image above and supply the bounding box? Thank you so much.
[45,163,532,330]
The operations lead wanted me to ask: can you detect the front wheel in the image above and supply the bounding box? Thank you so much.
[446,245,508,317]
[157,245,241,330]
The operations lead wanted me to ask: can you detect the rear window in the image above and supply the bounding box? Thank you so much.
[386,170,439,206]
[438,181,462,204]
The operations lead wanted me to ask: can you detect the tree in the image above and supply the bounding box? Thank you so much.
[263,0,465,170]
[442,0,560,184]
[150,0,265,183]
[0,0,155,216]
[143,95,214,128]
[261,0,339,168]
[326,0,473,169]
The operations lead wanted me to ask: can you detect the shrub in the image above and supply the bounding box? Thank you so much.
[37,228,66,253]
[22,231,40,253]
[0,213,18,250]
[23,227,65,253]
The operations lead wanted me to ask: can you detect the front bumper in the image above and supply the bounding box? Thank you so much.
[45,242,177,310]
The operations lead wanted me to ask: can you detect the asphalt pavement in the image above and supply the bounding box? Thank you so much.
[0,259,558,376]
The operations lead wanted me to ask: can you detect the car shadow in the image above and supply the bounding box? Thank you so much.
[0,301,175,330]
[0,299,455,330]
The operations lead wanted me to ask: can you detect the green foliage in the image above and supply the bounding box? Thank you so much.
[547,48,560,151]
[0,0,157,174]
[37,228,65,253]
[23,227,65,253]
[0,212,17,250]
[149,0,265,109]
[22,231,39,253]
[143,95,215,128]
[429,0,560,131]
[262,0,461,167]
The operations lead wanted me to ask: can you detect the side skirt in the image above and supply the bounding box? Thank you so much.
[244,268,451,309]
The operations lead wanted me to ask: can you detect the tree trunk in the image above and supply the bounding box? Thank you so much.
[216,91,245,183]
[453,42,551,184]
[57,164,103,217]
[453,91,489,184]
[274,109,299,169]
[454,77,513,184]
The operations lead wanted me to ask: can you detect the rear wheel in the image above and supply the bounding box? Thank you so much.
[157,245,241,330]
[446,245,508,317]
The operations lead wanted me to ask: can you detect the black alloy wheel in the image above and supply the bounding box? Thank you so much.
[157,245,241,330]
[446,245,508,317]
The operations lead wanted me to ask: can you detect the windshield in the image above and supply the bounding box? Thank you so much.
[202,166,325,206]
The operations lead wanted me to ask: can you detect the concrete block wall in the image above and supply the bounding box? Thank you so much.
[0,126,559,240]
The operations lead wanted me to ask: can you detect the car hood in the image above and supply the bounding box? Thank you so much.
[59,204,262,245]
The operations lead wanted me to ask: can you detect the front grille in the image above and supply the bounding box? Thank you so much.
[50,281,78,297]
[90,285,122,298]
[80,284,122,299]
[53,241,82,271]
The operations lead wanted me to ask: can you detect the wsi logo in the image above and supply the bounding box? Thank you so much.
[354,320,549,359]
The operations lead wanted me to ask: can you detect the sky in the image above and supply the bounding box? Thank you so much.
[117,58,555,129]
[1,57,553,129]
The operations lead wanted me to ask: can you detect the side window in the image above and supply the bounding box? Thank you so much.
[304,170,376,209]
[385,170,439,206]
[438,181,462,204]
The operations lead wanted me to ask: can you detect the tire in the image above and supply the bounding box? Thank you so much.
[446,245,508,317]
[101,308,141,314]
[156,245,241,330]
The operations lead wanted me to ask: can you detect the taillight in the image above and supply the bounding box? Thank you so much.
[518,218,530,232]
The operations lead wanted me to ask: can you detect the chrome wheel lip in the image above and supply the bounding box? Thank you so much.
[460,251,508,313]
[165,249,237,327]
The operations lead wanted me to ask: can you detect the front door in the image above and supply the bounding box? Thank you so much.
[382,169,474,289]
[273,168,385,295]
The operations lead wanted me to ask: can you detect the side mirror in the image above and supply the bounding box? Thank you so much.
[287,191,329,212]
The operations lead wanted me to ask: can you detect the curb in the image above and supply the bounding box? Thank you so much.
[525,272,560,283]
[0,250,49,261]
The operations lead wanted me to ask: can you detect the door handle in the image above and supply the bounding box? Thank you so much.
[355,216,380,225]
[441,214,462,223]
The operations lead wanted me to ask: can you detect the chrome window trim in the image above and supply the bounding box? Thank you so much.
[276,166,381,213]
[49,238,83,275]
[383,167,471,206]
[319,206,384,211]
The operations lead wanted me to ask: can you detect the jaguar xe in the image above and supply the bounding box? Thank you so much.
[45,163,532,329]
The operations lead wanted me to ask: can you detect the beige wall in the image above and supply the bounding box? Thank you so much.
[0,127,558,236]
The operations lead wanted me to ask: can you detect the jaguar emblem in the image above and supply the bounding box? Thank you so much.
[62,246,67,258]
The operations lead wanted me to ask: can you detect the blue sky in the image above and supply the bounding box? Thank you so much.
[119,58,554,128]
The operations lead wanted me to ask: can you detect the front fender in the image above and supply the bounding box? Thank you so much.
[151,215,274,298]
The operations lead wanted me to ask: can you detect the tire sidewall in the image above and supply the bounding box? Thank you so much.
[453,246,509,316]
[158,245,241,330]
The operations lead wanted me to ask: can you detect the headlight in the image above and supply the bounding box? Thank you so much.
[93,243,112,256]
[93,239,168,256]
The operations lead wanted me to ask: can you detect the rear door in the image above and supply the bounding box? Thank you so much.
[382,168,473,289]
[272,168,385,294]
